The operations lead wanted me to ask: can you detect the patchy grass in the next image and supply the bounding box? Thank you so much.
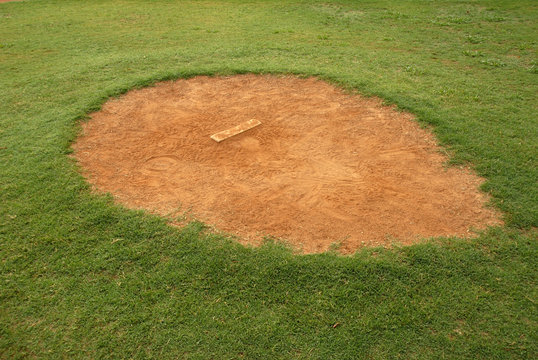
[0,0,536,358]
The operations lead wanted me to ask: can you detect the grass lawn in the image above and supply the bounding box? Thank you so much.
[0,0,536,358]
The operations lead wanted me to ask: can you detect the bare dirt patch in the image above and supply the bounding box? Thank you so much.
[73,74,502,253]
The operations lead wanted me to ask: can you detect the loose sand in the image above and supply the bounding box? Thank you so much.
[73,75,502,253]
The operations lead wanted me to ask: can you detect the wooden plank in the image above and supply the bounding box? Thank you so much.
[210,119,262,142]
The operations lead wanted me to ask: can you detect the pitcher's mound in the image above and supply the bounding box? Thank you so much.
[73,74,502,253]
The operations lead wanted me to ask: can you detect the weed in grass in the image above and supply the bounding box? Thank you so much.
[480,58,507,67]
[403,64,425,76]
[529,60,538,74]
[463,50,484,58]
[465,34,484,44]
[484,15,506,23]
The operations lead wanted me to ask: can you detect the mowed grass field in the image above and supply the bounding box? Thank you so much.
[0,0,536,358]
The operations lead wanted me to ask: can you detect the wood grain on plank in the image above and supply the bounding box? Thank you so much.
[210,119,261,142]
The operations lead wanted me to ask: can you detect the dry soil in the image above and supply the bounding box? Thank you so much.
[73,75,502,253]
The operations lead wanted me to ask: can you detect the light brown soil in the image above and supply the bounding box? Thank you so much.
[73,75,502,253]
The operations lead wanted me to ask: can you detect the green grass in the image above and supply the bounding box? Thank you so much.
[0,0,536,358]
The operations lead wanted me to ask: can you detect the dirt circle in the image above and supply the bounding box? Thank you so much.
[73,74,502,253]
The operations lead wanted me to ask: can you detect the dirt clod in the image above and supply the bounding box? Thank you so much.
[73,75,502,253]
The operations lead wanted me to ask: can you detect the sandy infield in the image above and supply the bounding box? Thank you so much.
[73,75,501,253]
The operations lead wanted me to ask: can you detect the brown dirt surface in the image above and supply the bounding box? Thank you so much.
[73,74,502,253]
